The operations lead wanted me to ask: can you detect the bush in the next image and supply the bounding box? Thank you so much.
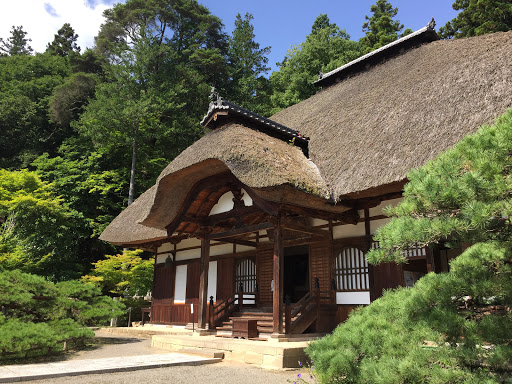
[0,269,124,361]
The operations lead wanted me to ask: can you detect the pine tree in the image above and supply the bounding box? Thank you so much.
[46,23,81,57]
[0,26,33,56]
[226,13,271,115]
[439,0,512,39]
[360,0,406,54]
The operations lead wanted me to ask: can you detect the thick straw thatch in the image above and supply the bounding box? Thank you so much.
[271,31,512,199]
[101,31,512,246]
[140,123,332,229]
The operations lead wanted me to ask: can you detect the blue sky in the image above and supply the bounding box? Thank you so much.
[1,1,458,73]
[201,0,459,72]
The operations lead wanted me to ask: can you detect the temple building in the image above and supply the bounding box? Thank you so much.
[100,22,512,339]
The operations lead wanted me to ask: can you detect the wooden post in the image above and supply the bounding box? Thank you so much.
[238,282,243,311]
[198,230,210,329]
[272,217,284,335]
[209,296,214,329]
[284,295,291,334]
[364,207,376,302]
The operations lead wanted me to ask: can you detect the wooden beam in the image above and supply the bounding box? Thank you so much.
[217,237,258,248]
[198,229,210,329]
[282,219,330,239]
[272,218,284,335]
[209,222,273,240]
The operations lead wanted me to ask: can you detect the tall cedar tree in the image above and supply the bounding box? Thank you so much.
[308,110,512,383]
[360,0,410,54]
[46,23,81,57]
[0,26,33,56]
[439,0,512,39]
[269,14,361,114]
[225,13,271,115]
[83,0,228,206]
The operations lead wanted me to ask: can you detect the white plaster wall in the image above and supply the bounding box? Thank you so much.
[207,261,217,302]
[174,264,187,303]
[336,291,370,305]
[333,222,366,239]
[369,197,403,217]
[158,242,174,253]
[210,243,233,257]
[370,218,391,235]
[311,218,328,227]
[209,189,253,216]
[156,254,172,264]
[175,237,201,261]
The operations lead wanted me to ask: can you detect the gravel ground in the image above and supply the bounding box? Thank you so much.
[17,331,311,384]
[20,361,305,384]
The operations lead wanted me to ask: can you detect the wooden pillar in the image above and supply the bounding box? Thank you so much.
[198,230,210,329]
[272,217,284,335]
[364,208,376,302]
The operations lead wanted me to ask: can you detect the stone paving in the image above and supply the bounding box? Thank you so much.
[0,353,220,383]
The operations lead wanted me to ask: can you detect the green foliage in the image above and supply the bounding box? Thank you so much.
[0,269,124,360]
[308,243,511,383]
[225,13,271,115]
[82,250,154,297]
[439,0,512,39]
[0,25,33,56]
[269,15,361,113]
[309,110,512,382]
[0,169,88,279]
[46,23,81,57]
[0,53,70,168]
[360,0,407,54]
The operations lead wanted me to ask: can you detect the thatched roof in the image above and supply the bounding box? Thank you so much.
[101,31,512,246]
[99,185,167,246]
[271,31,512,200]
[140,123,334,230]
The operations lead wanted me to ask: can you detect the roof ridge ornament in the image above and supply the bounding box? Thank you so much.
[209,86,223,107]
[427,17,436,30]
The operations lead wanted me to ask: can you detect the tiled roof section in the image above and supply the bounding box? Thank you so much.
[201,88,309,154]
[314,18,438,88]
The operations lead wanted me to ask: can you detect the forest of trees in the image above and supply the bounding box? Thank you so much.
[0,0,510,363]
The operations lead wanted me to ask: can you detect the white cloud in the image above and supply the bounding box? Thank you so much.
[0,0,116,53]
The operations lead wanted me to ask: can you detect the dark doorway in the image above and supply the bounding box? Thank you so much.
[284,245,309,303]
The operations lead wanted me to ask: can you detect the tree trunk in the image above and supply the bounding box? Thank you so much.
[127,125,139,206]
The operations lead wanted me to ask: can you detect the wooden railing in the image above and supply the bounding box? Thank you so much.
[208,286,259,329]
[285,278,336,334]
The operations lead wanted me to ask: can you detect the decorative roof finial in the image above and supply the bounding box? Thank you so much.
[209,86,222,106]
[318,71,324,80]
[427,17,436,30]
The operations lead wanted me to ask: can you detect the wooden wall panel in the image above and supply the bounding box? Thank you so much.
[257,248,273,305]
[372,262,403,300]
[186,261,200,303]
[309,242,332,291]
[336,305,360,323]
[152,264,174,304]
[216,257,234,300]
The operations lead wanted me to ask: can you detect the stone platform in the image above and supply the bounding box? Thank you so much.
[152,333,319,369]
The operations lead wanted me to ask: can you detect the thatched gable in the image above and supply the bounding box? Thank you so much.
[271,31,512,200]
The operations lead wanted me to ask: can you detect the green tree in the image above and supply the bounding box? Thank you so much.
[0,25,33,56]
[0,169,87,280]
[269,14,361,113]
[82,250,154,297]
[226,13,271,115]
[84,0,227,205]
[308,110,512,383]
[46,23,81,57]
[0,53,70,168]
[439,0,512,39]
[360,0,407,54]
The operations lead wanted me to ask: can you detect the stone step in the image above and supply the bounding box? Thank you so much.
[178,348,224,359]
